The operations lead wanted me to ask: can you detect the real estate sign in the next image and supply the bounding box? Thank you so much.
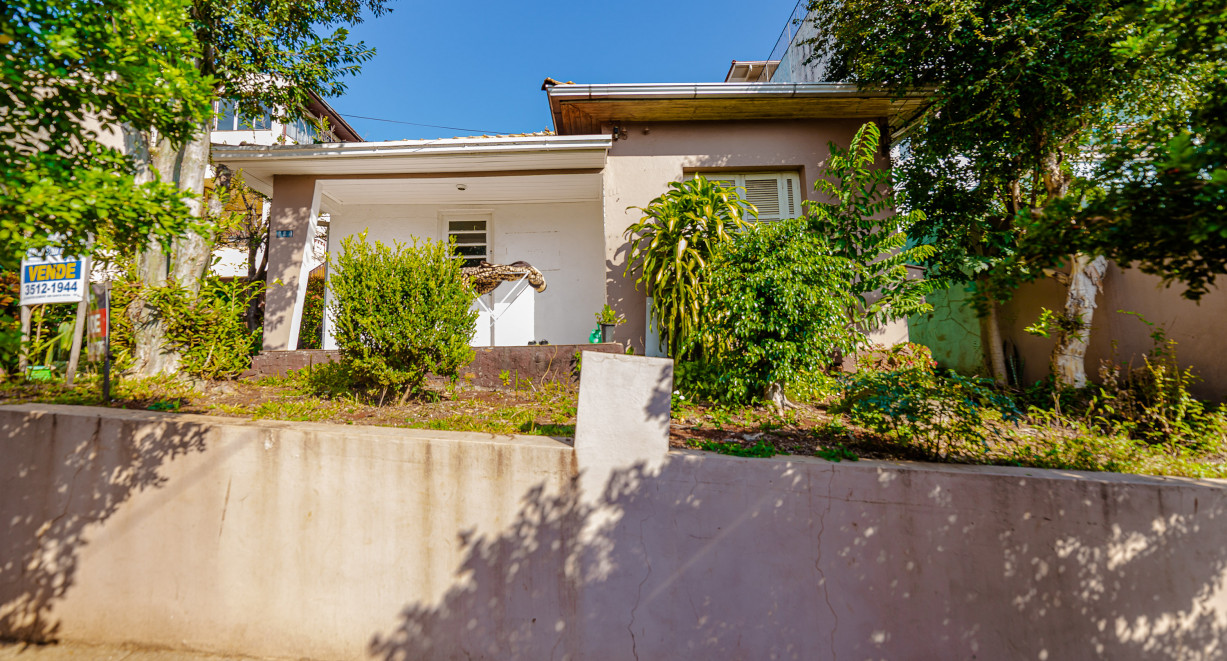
[20,246,86,306]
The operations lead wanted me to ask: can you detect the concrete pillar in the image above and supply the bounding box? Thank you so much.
[264,175,320,351]
[574,351,673,499]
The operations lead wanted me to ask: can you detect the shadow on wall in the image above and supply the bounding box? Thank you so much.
[369,456,1227,660]
[0,411,209,642]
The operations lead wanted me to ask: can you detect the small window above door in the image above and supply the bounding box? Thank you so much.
[442,212,491,268]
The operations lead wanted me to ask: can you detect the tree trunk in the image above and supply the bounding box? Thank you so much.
[982,300,1008,386]
[168,125,216,293]
[128,121,214,376]
[125,127,177,375]
[1052,254,1108,389]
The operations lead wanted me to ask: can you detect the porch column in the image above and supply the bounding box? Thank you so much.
[264,175,320,351]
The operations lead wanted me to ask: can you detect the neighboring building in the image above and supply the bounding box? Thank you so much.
[210,92,361,280]
[215,82,926,354]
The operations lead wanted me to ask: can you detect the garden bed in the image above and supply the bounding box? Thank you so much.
[4,369,1225,479]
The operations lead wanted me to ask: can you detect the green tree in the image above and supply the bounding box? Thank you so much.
[805,0,1165,387]
[1026,0,1227,300]
[623,176,755,359]
[807,122,936,332]
[129,0,392,375]
[0,0,213,263]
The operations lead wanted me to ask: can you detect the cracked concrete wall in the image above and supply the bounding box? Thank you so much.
[3,405,1226,660]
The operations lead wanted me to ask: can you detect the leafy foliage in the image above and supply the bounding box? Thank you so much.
[297,275,326,350]
[141,277,263,379]
[802,0,1192,384]
[678,217,857,404]
[839,367,1022,460]
[690,438,777,458]
[855,342,937,373]
[624,176,755,358]
[192,0,390,131]
[1026,0,1227,299]
[0,0,213,264]
[807,122,936,329]
[328,233,477,400]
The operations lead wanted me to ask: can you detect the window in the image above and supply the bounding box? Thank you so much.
[285,116,318,144]
[443,213,490,268]
[214,100,270,131]
[699,172,803,222]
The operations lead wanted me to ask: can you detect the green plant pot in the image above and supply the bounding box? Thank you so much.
[27,366,55,382]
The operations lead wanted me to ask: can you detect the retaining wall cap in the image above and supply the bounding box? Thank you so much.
[0,404,574,451]
[665,446,1227,489]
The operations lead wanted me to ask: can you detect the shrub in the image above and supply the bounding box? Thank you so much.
[856,342,938,373]
[677,217,859,404]
[143,276,264,379]
[297,275,326,350]
[624,176,755,359]
[838,367,1021,460]
[328,232,477,401]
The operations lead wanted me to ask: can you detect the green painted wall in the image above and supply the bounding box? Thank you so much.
[910,285,983,374]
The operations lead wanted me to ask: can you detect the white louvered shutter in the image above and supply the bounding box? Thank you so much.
[692,172,803,223]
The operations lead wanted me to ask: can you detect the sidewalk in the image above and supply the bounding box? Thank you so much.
[0,642,295,661]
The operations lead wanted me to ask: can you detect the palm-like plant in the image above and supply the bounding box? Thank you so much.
[624,176,756,359]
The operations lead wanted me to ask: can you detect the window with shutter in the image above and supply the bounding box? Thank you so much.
[692,172,803,222]
[441,212,491,268]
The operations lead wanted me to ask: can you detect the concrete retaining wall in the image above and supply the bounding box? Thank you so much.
[2,404,1226,660]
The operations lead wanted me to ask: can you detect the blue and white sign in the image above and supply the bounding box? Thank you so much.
[20,246,86,305]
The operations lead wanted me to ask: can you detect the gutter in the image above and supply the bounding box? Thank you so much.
[213,134,613,163]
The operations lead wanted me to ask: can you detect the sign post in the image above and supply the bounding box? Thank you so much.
[87,282,112,401]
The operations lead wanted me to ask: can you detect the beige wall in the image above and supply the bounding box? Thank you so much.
[326,201,605,346]
[263,175,320,351]
[1004,263,1227,399]
[600,119,896,352]
[3,404,1225,660]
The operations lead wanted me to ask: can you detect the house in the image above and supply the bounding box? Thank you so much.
[209,92,362,281]
[214,81,927,355]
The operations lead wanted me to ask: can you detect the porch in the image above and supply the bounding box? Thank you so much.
[214,135,613,351]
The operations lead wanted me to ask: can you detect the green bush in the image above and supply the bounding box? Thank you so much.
[328,232,477,401]
[297,275,326,350]
[838,367,1021,460]
[677,217,858,404]
[144,277,264,379]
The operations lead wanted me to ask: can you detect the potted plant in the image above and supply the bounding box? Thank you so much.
[594,304,626,343]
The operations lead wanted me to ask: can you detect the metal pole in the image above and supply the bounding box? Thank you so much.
[18,305,30,374]
[102,285,112,402]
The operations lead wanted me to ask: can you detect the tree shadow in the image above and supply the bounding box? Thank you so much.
[369,457,1227,660]
[0,406,209,642]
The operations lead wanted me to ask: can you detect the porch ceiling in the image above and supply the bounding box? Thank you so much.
[317,173,602,213]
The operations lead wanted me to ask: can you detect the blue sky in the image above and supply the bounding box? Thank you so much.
[332,0,802,142]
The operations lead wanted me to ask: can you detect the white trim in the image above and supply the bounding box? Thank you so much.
[546,82,928,101]
[213,135,612,161]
